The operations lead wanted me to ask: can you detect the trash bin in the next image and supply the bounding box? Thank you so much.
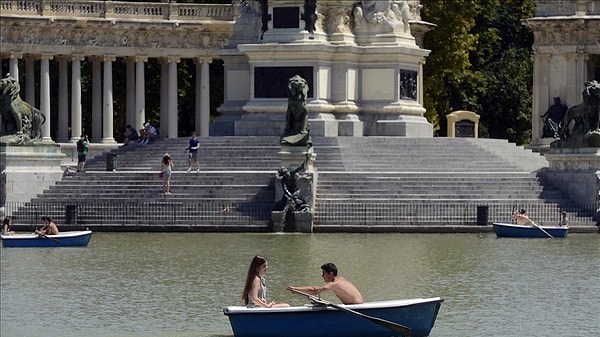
[65,205,78,225]
[476,205,488,225]
[106,153,117,171]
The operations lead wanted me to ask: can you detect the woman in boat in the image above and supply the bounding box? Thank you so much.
[559,211,569,227]
[35,216,59,236]
[511,209,530,226]
[242,255,289,308]
[2,216,14,235]
[161,153,174,195]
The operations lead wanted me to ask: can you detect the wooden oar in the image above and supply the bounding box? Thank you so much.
[290,288,412,336]
[527,218,554,238]
[35,228,60,244]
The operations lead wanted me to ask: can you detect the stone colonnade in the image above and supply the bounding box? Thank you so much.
[525,0,600,150]
[3,47,215,145]
[0,1,233,143]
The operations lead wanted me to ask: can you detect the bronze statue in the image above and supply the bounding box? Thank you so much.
[552,80,600,148]
[541,97,567,139]
[280,75,311,147]
[0,75,46,144]
[303,0,317,38]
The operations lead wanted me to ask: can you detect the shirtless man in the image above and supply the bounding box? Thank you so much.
[35,216,59,236]
[511,209,530,226]
[287,262,364,305]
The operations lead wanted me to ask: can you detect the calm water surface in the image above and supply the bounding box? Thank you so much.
[1,232,598,337]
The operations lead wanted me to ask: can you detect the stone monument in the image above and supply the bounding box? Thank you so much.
[214,0,433,138]
[272,75,316,232]
[0,75,65,217]
[544,80,600,219]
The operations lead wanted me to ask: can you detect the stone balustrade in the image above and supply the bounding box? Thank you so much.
[534,0,600,17]
[0,0,234,21]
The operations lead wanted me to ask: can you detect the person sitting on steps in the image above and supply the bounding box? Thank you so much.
[139,122,158,145]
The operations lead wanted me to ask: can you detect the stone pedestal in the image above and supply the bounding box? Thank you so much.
[278,145,317,173]
[544,148,600,207]
[0,143,65,216]
[271,211,313,232]
[273,145,317,232]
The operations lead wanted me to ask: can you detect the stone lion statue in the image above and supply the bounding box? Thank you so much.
[280,75,311,147]
[552,80,600,148]
[0,75,45,144]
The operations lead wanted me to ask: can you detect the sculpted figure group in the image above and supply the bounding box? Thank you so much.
[0,75,45,145]
[552,80,600,148]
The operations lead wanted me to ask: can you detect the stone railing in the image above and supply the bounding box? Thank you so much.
[0,0,234,21]
[535,0,600,17]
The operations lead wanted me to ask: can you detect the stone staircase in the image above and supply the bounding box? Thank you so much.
[9,136,595,230]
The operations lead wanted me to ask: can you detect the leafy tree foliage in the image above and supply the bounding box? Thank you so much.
[421,0,535,145]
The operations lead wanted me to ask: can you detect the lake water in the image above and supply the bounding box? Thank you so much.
[1,232,598,337]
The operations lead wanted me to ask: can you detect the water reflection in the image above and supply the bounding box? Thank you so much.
[1,232,598,337]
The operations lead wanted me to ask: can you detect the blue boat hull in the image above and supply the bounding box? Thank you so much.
[223,297,443,337]
[493,223,568,238]
[1,230,92,247]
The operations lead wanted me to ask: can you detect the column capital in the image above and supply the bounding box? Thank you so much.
[40,53,54,61]
[135,56,148,63]
[102,55,117,62]
[163,56,181,64]
[194,57,214,65]
[8,52,23,59]
[72,54,85,62]
[534,53,552,62]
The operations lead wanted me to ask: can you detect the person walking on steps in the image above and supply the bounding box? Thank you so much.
[76,134,89,172]
[187,131,201,173]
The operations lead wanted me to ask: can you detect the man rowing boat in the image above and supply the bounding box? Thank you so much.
[511,209,530,226]
[287,262,364,305]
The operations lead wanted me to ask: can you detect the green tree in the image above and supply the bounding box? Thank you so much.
[421,0,535,145]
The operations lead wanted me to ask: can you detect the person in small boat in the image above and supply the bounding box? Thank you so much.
[2,216,14,235]
[35,216,59,236]
[287,262,364,305]
[242,255,290,308]
[511,209,530,226]
[559,211,569,227]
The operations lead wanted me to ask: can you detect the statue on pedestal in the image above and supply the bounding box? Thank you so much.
[0,75,46,145]
[280,75,312,147]
[552,80,600,148]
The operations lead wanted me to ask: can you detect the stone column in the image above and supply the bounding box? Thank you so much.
[71,55,84,140]
[167,57,179,138]
[531,53,551,146]
[135,56,147,131]
[25,56,36,106]
[576,50,588,101]
[566,53,579,108]
[160,59,168,137]
[126,58,136,131]
[195,57,212,137]
[8,53,20,82]
[40,54,53,142]
[92,57,103,141]
[102,55,116,143]
[57,56,69,142]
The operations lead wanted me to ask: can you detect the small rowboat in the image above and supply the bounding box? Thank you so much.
[1,230,92,248]
[223,297,444,337]
[493,222,569,238]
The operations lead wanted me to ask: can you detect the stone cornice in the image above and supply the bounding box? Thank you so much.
[0,2,234,59]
